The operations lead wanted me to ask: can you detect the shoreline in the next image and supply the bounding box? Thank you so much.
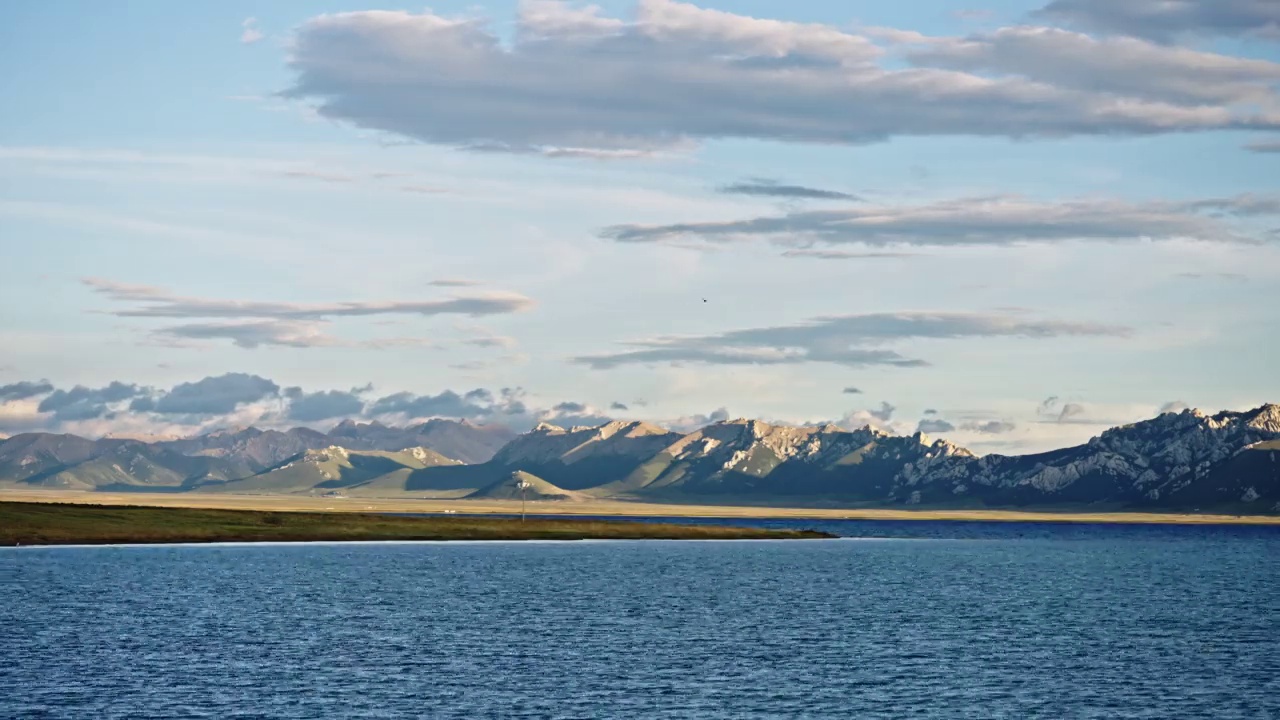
[2,489,1278,526]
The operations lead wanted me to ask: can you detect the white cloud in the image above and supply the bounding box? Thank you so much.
[0,398,47,435]
[241,17,265,45]
[835,404,907,434]
[1036,396,1097,424]
[280,1,1280,154]
[961,420,1017,434]
[661,407,730,433]
[917,418,956,433]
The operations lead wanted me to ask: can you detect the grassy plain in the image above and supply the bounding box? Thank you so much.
[0,501,832,546]
[2,489,1278,526]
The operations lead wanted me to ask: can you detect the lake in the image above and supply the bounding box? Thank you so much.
[3,519,1279,718]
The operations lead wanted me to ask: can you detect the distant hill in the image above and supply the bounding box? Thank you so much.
[0,418,502,495]
[466,471,588,502]
[152,419,513,468]
[156,427,332,471]
[210,446,461,495]
[325,419,515,464]
[0,433,251,492]
[2,406,1278,512]
[489,421,684,492]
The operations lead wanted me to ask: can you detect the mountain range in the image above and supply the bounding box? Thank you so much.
[2,405,1278,513]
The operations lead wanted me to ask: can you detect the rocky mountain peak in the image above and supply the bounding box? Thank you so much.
[1246,403,1280,433]
[936,439,975,458]
[914,433,974,458]
[594,420,669,441]
[622,420,669,437]
[205,426,259,439]
[844,423,891,438]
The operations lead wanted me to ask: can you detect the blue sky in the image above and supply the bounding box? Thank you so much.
[2,0,1278,453]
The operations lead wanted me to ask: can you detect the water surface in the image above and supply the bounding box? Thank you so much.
[4,520,1278,718]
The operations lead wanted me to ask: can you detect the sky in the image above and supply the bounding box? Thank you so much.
[1,0,1279,454]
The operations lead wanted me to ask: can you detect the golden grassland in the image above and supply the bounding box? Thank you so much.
[2,489,1278,526]
[0,501,832,546]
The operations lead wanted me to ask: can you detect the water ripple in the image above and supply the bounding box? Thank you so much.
[3,525,1279,718]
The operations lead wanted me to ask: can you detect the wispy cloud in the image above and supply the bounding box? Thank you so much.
[241,17,265,45]
[952,9,995,21]
[1177,272,1247,281]
[362,337,445,351]
[452,323,519,351]
[462,336,519,350]
[961,420,1016,434]
[463,142,675,160]
[575,311,1130,369]
[719,179,860,201]
[154,320,345,349]
[0,146,456,198]
[781,249,917,260]
[1246,139,1280,153]
[602,194,1279,249]
[84,278,534,350]
[0,199,294,252]
[1036,396,1096,424]
[1034,0,1280,42]
[279,169,355,183]
[917,418,956,433]
[85,278,534,321]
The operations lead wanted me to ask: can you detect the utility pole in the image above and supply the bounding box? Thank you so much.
[516,477,532,522]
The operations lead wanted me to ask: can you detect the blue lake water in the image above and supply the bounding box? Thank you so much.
[3,519,1279,719]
